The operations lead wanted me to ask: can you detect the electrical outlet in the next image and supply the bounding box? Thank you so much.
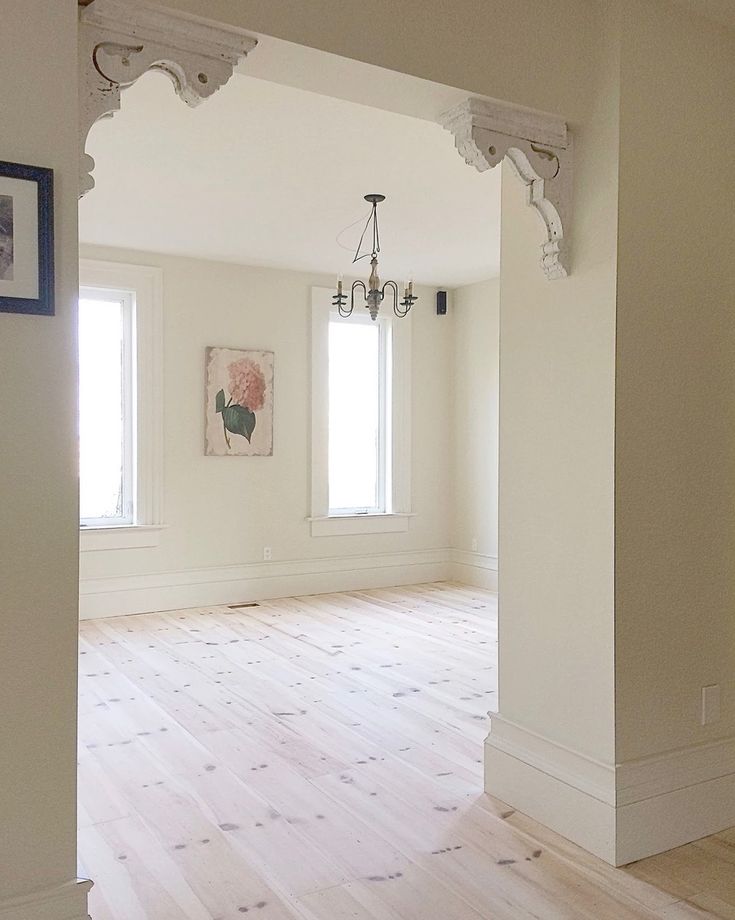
[471,537,478,552]
[701,684,720,726]
[263,546,272,561]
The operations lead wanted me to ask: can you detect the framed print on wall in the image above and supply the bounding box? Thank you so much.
[0,160,54,316]
[205,346,274,456]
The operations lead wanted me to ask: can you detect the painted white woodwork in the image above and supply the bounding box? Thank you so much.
[484,724,618,864]
[440,97,573,280]
[308,513,414,537]
[0,879,92,920]
[79,547,451,618]
[449,549,498,590]
[615,734,735,864]
[617,734,735,809]
[78,259,164,551]
[485,713,617,863]
[487,712,617,805]
[486,711,735,865]
[616,769,735,866]
[310,286,413,537]
[78,0,257,195]
[79,523,166,552]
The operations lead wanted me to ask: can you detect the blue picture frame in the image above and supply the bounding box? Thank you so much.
[0,160,54,316]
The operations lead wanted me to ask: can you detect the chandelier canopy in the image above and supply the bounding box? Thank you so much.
[333,194,417,321]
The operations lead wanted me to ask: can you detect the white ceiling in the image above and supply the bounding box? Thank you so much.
[79,68,501,288]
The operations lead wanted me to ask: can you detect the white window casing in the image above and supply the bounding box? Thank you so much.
[78,284,135,529]
[310,286,413,537]
[79,259,164,551]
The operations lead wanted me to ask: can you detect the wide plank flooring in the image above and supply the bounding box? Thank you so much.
[78,582,735,919]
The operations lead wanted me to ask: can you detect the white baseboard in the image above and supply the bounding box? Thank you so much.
[615,734,735,864]
[0,879,91,920]
[450,549,498,590]
[80,548,453,618]
[484,713,617,864]
[485,714,735,866]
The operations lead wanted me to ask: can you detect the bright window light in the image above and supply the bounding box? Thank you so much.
[78,291,134,526]
[328,318,388,514]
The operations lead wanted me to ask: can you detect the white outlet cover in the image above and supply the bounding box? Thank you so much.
[701,684,721,726]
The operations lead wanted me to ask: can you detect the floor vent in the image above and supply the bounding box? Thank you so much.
[227,602,260,609]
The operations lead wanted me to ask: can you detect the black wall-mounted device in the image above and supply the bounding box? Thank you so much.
[436,290,447,315]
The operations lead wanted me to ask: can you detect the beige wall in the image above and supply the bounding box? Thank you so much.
[615,0,735,761]
[452,279,500,570]
[79,246,454,609]
[0,0,80,904]
[162,0,600,123]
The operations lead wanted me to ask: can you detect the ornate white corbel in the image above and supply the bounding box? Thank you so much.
[78,0,257,196]
[440,97,573,280]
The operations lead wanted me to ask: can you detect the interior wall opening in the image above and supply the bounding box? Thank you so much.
[77,33,501,919]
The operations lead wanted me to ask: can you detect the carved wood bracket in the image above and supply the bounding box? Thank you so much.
[440,97,573,280]
[79,0,257,196]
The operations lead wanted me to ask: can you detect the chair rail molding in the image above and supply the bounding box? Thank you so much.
[78,0,257,196]
[440,97,573,280]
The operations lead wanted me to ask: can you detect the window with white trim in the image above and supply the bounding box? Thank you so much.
[328,314,389,514]
[78,260,164,551]
[79,287,134,526]
[311,287,411,537]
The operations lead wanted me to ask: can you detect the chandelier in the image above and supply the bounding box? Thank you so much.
[333,194,418,321]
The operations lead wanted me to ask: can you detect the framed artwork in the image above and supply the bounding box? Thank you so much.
[0,160,54,316]
[205,346,274,456]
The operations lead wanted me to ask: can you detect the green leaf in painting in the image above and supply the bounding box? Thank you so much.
[222,404,256,443]
[215,388,226,414]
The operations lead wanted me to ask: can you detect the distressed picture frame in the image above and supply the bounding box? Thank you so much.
[205,346,274,456]
[0,160,54,316]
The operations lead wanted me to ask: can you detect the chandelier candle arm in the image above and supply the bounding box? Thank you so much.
[351,280,368,318]
[397,279,417,317]
[332,273,348,313]
[382,279,399,318]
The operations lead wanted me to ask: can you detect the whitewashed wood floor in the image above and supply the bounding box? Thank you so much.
[78,582,735,920]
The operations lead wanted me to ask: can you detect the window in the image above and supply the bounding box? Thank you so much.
[78,260,163,551]
[328,315,388,514]
[311,287,411,537]
[79,289,134,526]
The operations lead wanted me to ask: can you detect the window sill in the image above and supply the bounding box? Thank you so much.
[309,513,413,537]
[79,524,166,552]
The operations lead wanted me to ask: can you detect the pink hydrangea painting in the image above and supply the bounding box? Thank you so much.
[205,347,273,456]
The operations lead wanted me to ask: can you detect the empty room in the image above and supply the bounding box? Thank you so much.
[3,2,735,920]
[76,37,504,920]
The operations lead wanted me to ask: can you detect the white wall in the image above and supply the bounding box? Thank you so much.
[486,5,622,861]
[79,245,457,616]
[451,279,499,589]
[0,0,87,915]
